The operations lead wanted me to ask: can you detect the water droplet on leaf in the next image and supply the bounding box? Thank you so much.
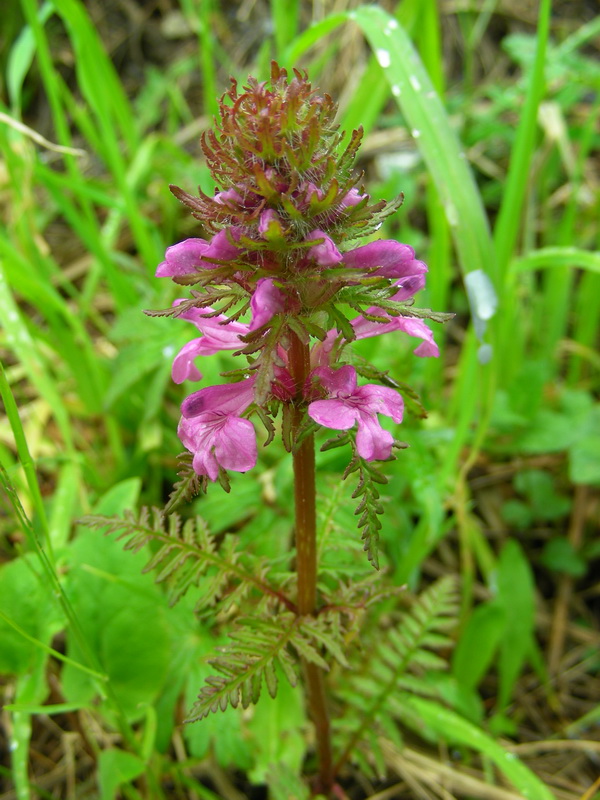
[376,49,391,68]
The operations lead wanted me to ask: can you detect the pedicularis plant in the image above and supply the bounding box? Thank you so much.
[86,64,453,795]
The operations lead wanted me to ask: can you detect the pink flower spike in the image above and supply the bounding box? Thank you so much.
[308,365,404,461]
[182,378,256,419]
[305,230,343,266]
[156,238,210,277]
[178,413,257,481]
[250,278,286,330]
[342,240,427,280]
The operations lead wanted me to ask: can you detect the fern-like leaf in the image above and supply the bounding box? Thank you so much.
[187,612,347,721]
[80,507,294,613]
[187,610,355,721]
[164,452,207,515]
[334,576,459,773]
[187,616,298,720]
[345,457,389,569]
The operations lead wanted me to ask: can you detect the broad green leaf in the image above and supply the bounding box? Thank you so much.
[494,540,535,710]
[569,406,600,485]
[540,538,587,578]
[452,603,505,690]
[63,479,173,720]
[513,470,571,522]
[0,556,61,674]
[98,748,145,800]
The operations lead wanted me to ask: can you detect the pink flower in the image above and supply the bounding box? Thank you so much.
[203,229,242,262]
[182,377,256,419]
[179,379,257,480]
[353,271,439,357]
[308,365,403,461]
[178,414,257,480]
[156,228,244,278]
[342,240,427,280]
[305,230,343,266]
[170,305,250,383]
[352,314,439,358]
[258,209,285,238]
[249,278,286,330]
[214,188,243,206]
[310,271,438,363]
[156,238,210,277]
[338,188,366,210]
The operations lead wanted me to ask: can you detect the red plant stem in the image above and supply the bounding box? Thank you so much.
[289,332,334,793]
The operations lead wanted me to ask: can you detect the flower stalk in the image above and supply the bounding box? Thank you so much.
[289,332,334,791]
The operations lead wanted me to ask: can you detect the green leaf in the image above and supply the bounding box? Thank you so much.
[184,653,252,770]
[267,763,311,800]
[513,470,571,522]
[516,409,581,453]
[0,556,61,674]
[452,603,505,690]
[98,748,145,800]
[6,2,55,109]
[494,540,535,710]
[501,499,534,529]
[510,246,600,276]
[540,538,587,578]
[348,5,495,288]
[63,481,173,721]
[569,406,600,485]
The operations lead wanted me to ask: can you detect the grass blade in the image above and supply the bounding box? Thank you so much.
[349,5,495,287]
[400,695,556,800]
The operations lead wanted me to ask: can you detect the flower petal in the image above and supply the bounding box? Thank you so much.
[156,238,209,277]
[355,384,404,424]
[250,278,286,330]
[352,314,439,358]
[182,378,255,418]
[312,364,357,396]
[174,303,249,354]
[204,229,242,262]
[355,414,394,461]
[342,240,426,279]
[390,273,427,302]
[214,417,257,473]
[305,230,343,266]
[172,339,204,383]
[308,399,358,430]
